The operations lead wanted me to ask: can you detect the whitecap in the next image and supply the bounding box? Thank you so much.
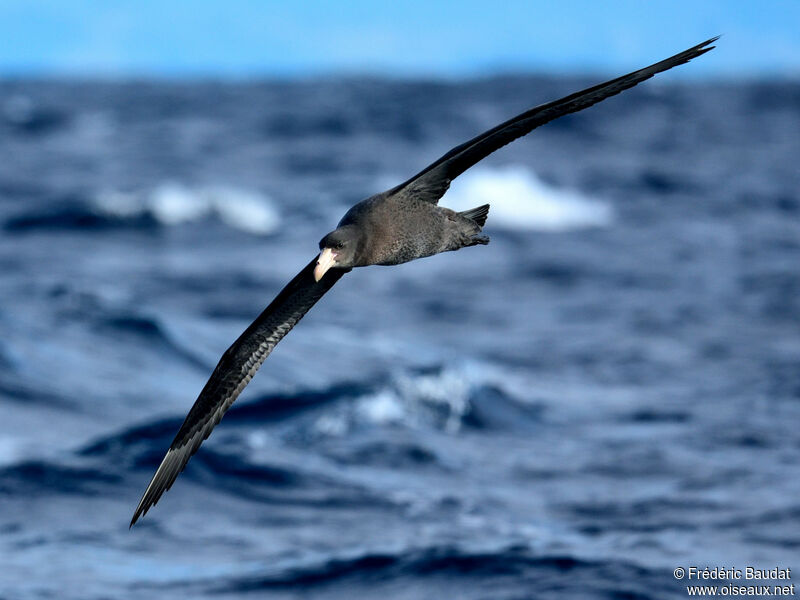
[204,186,280,235]
[356,390,406,425]
[93,189,142,218]
[93,182,280,235]
[443,166,613,231]
[149,182,209,225]
[315,366,484,436]
[0,437,28,467]
[395,370,471,433]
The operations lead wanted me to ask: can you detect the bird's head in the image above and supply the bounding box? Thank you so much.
[315,225,360,281]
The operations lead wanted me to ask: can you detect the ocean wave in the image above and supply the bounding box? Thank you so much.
[93,313,209,371]
[78,365,533,480]
[0,460,121,496]
[182,447,391,510]
[79,416,182,470]
[78,380,373,467]
[0,438,28,468]
[212,545,662,596]
[350,369,472,434]
[81,417,384,508]
[309,371,472,437]
[217,546,560,590]
[0,375,75,408]
[311,365,538,437]
[94,183,281,234]
[443,166,613,231]
[3,200,157,232]
[4,183,281,234]
[2,94,69,136]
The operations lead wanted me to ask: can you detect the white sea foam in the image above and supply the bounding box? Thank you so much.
[149,183,209,225]
[396,370,471,433]
[443,166,613,231]
[316,366,486,436]
[357,390,406,425]
[0,438,27,467]
[94,182,280,235]
[207,187,281,234]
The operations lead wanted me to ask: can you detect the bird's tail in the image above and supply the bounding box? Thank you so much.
[459,204,490,227]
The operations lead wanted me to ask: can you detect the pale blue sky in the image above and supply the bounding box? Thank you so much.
[0,1,797,78]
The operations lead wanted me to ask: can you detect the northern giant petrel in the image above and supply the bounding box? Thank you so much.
[130,38,717,526]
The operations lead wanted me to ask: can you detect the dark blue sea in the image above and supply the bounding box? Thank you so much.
[0,76,798,599]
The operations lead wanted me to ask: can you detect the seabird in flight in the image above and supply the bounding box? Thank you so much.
[130,37,717,527]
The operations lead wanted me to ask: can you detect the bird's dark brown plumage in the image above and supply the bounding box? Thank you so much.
[389,36,718,206]
[130,37,717,527]
[130,258,349,526]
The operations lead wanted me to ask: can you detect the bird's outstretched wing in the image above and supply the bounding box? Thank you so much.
[389,37,718,204]
[130,257,349,526]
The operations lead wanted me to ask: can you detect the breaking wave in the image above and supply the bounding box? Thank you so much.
[94,183,281,234]
[444,166,612,231]
[4,184,281,235]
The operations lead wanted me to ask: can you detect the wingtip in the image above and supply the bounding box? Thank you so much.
[129,506,144,528]
[673,36,719,66]
[130,481,158,528]
[697,35,721,52]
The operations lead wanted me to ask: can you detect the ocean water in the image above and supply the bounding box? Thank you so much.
[0,76,798,599]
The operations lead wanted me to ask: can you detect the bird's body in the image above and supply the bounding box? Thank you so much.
[130,37,718,527]
[335,194,488,266]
